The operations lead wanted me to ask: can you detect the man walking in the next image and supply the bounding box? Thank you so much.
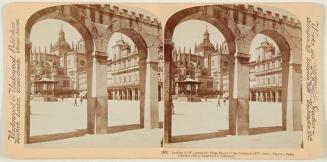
[217,94,221,108]
[73,95,78,108]
[80,96,83,105]
[171,101,175,115]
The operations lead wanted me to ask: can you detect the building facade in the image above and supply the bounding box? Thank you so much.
[106,37,164,101]
[249,40,282,102]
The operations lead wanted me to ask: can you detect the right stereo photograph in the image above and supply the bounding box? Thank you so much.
[163,4,303,148]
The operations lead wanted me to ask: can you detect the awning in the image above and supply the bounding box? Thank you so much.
[222,92,229,98]
[79,91,87,97]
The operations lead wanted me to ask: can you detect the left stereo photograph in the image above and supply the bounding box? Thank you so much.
[23,4,163,148]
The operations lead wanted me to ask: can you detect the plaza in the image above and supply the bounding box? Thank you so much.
[28,98,301,148]
[172,100,282,137]
[29,99,164,147]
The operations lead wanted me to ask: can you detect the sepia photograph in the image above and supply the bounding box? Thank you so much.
[2,1,324,159]
[163,4,303,148]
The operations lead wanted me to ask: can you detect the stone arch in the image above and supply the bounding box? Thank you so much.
[108,27,148,129]
[163,5,243,143]
[111,28,148,60]
[25,5,95,144]
[26,5,94,53]
[164,5,239,55]
[244,22,294,62]
[244,23,302,131]
[115,27,162,129]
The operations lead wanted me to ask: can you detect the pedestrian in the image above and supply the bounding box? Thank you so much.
[73,95,78,108]
[160,138,163,148]
[80,96,83,105]
[217,95,221,108]
[61,95,64,101]
[171,101,175,115]
[223,97,226,106]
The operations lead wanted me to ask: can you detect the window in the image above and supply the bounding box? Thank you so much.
[263,64,265,71]
[273,77,276,84]
[266,63,269,70]
[207,81,213,88]
[258,78,260,85]
[272,61,275,68]
[275,60,278,68]
[80,60,85,66]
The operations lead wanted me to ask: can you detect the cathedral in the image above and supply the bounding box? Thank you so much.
[30,25,87,97]
[172,26,230,96]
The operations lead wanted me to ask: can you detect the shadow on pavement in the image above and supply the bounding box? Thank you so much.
[29,129,88,144]
[249,126,284,135]
[170,130,230,143]
[107,124,142,134]
[107,122,164,134]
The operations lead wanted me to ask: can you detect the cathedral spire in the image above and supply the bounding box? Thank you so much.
[59,23,65,41]
[188,47,191,65]
[203,24,210,41]
[173,48,177,61]
[60,23,63,32]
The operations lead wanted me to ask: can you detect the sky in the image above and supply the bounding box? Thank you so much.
[30,19,82,52]
[172,20,225,54]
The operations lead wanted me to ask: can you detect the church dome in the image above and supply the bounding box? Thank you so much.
[52,40,72,51]
[195,25,216,52]
[51,24,73,52]
[197,40,215,52]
